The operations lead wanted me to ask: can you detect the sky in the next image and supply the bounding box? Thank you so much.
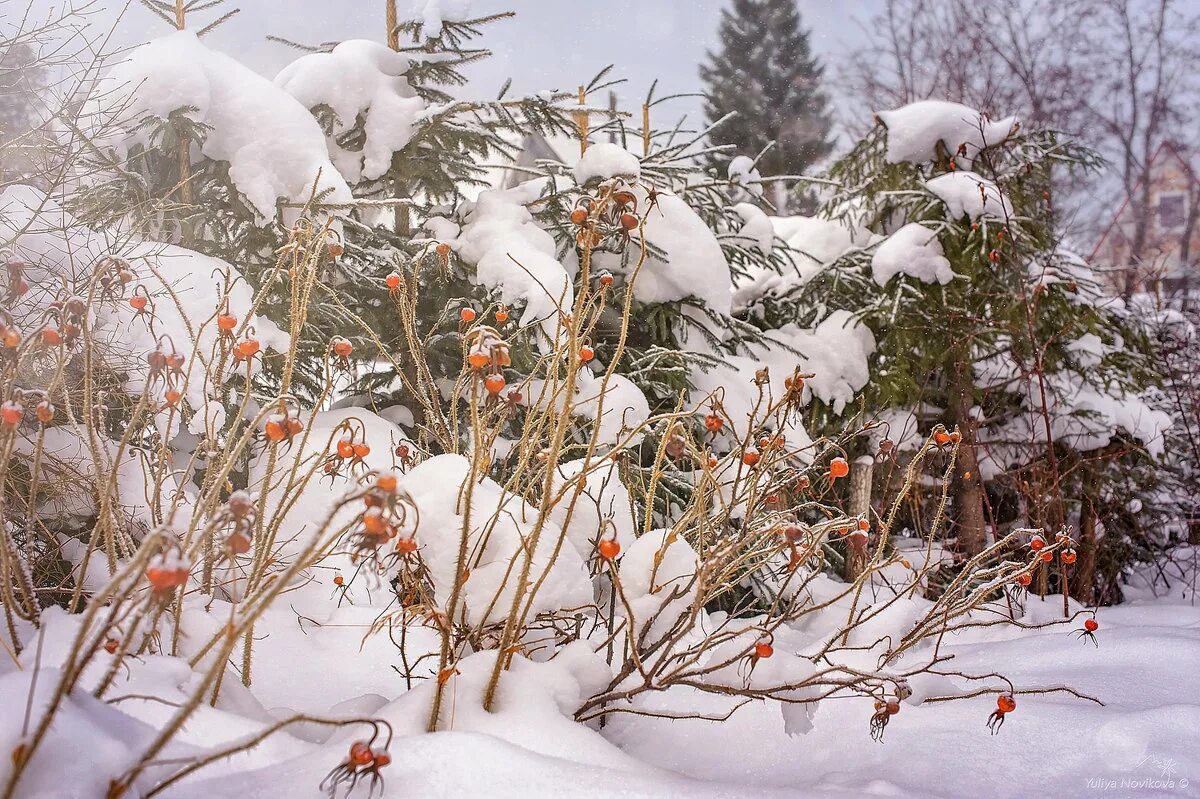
[19,0,885,132]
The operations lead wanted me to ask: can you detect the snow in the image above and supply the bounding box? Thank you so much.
[452,180,572,341]
[733,215,864,312]
[925,171,1014,221]
[876,101,1018,165]
[275,40,426,184]
[95,31,351,219]
[690,309,875,432]
[407,0,474,33]
[594,186,734,314]
[604,597,1200,799]
[871,222,954,285]
[0,185,287,421]
[730,202,775,252]
[727,155,764,199]
[573,142,641,185]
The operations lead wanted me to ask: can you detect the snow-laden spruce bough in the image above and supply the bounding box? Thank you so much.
[0,7,1183,799]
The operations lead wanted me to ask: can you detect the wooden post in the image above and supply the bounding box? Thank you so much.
[386,0,399,50]
[575,86,589,155]
[845,456,874,581]
[642,103,651,156]
[174,0,185,29]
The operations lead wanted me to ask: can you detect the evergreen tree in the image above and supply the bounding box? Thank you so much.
[748,101,1166,596]
[699,0,834,212]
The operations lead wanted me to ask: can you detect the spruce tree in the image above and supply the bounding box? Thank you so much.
[699,0,834,212]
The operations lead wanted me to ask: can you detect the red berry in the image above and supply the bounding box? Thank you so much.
[570,208,588,225]
[484,374,506,395]
[333,339,353,358]
[829,457,849,479]
[1,402,23,427]
[217,314,237,333]
[620,213,638,230]
[598,539,620,559]
[997,694,1016,713]
[385,273,401,290]
[742,449,760,467]
[264,420,287,442]
[754,641,773,659]
[1084,619,1098,632]
[349,741,374,767]
[459,307,476,323]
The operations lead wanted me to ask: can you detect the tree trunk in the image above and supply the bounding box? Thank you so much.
[950,361,986,557]
[1071,467,1100,605]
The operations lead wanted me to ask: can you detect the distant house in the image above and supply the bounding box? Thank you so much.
[1090,141,1199,298]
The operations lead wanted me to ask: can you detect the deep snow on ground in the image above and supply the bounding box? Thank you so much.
[129,590,1200,797]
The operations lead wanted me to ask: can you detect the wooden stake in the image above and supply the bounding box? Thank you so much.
[642,103,650,156]
[386,0,399,50]
[575,86,588,155]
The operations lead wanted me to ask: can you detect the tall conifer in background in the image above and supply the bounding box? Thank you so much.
[700,0,834,212]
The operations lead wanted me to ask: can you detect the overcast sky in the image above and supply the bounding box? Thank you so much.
[27,0,884,132]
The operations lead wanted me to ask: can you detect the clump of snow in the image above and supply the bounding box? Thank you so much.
[0,185,287,418]
[408,0,474,33]
[275,40,426,184]
[734,215,866,312]
[871,223,954,285]
[618,529,700,639]
[452,180,571,340]
[691,309,875,434]
[730,202,775,252]
[396,454,592,626]
[595,186,734,314]
[94,31,351,219]
[876,101,1018,165]
[522,369,650,447]
[549,458,638,561]
[573,142,640,185]
[924,171,1013,221]
[727,155,764,198]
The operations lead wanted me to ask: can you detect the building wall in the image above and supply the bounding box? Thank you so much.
[1093,147,1199,296]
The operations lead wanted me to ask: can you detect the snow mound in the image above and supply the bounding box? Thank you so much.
[573,142,641,185]
[728,155,764,198]
[925,171,1013,221]
[871,223,954,285]
[453,180,571,341]
[595,186,733,313]
[876,101,1017,165]
[0,185,287,418]
[276,39,426,183]
[96,31,351,218]
[408,0,474,33]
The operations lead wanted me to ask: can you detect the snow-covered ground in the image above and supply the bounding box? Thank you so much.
[6,571,1196,799]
